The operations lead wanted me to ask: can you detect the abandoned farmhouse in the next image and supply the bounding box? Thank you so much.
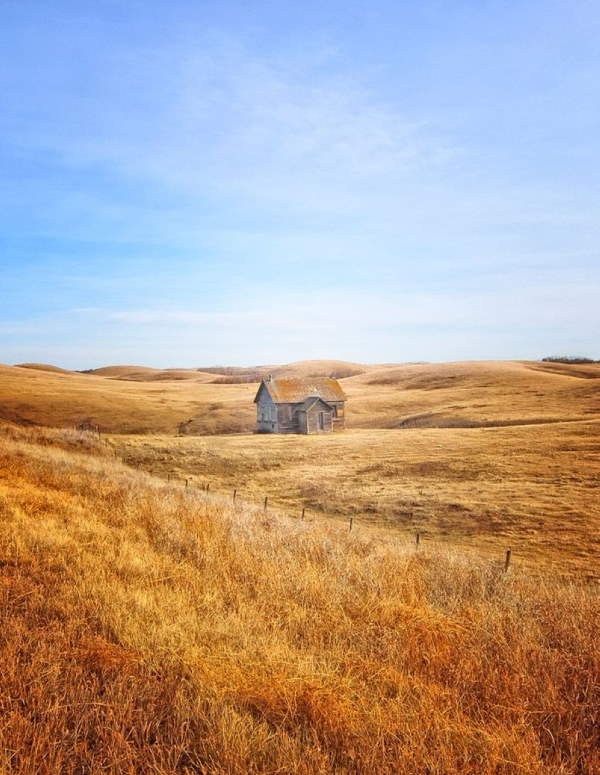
[254,376,346,434]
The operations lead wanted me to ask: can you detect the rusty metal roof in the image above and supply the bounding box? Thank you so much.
[254,377,346,404]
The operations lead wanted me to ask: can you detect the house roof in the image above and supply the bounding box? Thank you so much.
[254,377,346,404]
[302,396,334,412]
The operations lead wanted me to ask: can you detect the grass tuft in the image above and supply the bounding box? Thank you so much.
[0,424,599,774]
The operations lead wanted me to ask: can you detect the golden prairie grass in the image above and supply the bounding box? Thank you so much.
[0,362,251,434]
[1,359,599,434]
[113,418,600,578]
[1,423,599,774]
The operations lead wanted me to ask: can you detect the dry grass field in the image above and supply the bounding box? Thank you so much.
[1,359,599,772]
[1,359,599,434]
[2,358,599,578]
[0,362,251,434]
[0,422,599,774]
[347,360,600,429]
[113,419,600,579]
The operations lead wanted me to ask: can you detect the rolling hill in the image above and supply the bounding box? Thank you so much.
[1,361,599,772]
[14,362,74,374]
[1,359,598,435]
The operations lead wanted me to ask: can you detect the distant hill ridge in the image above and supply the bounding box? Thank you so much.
[15,363,74,374]
[1,359,599,434]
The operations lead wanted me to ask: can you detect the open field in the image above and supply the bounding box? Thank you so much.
[2,358,599,578]
[348,360,600,429]
[1,359,599,434]
[0,422,598,774]
[113,419,600,579]
[0,362,251,434]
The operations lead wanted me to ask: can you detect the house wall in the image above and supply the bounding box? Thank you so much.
[297,410,308,434]
[271,401,344,434]
[255,381,346,434]
[305,402,333,434]
[276,403,301,434]
[256,388,278,433]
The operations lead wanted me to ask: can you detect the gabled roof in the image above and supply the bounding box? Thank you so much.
[254,377,346,404]
[301,396,334,412]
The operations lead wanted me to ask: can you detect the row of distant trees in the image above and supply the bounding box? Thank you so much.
[542,356,599,364]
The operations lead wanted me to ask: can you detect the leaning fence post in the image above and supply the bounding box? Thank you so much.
[301,507,305,520]
[349,517,353,532]
[504,549,512,572]
[264,496,268,512]
[206,482,210,494]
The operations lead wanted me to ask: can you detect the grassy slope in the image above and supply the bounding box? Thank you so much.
[14,363,74,374]
[1,359,599,434]
[0,363,253,434]
[344,360,600,428]
[114,419,600,579]
[0,423,598,774]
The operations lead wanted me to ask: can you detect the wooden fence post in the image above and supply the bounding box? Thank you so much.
[301,507,305,520]
[264,496,268,512]
[349,517,353,532]
[416,532,420,549]
[233,489,237,502]
[504,549,512,572]
[185,478,189,488]
[206,483,210,494]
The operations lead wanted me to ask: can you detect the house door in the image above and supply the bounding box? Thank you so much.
[318,411,325,430]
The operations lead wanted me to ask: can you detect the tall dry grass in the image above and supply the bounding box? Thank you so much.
[0,424,599,774]
[113,420,600,578]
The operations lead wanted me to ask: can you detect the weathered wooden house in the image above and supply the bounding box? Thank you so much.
[254,376,346,434]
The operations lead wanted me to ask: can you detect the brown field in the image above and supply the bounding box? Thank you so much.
[2,358,599,577]
[1,359,599,772]
[1,359,599,434]
[113,419,600,579]
[0,422,598,774]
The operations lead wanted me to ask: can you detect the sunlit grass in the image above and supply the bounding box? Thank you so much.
[1,422,598,773]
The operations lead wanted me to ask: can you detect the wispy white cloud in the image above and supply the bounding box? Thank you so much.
[21,41,458,218]
[106,280,600,336]
[2,5,599,366]
[9,32,598,262]
[2,276,598,368]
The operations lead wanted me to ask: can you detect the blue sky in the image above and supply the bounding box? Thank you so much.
[1,0,598,368]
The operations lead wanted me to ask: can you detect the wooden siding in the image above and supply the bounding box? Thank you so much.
[256,385,278,433]
[255,381,346,434]
[276,402,298,434]
[307,409,332,434]
[303,398,334,434]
